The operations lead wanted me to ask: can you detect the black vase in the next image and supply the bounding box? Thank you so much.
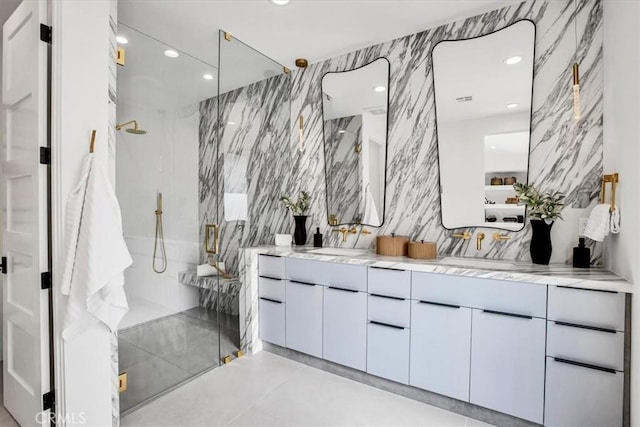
[293,215,308,246]
[530,220,553,265]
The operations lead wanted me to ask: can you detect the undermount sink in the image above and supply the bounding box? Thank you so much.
[438,257,518,271]
[308,247,369,257]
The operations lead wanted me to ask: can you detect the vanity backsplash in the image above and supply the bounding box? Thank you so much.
[199,0,604,270]
[290,0,603,264]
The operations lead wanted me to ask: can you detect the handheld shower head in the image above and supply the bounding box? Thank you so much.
[116,120,147,135]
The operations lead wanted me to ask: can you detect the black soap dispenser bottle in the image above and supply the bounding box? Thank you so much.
[313,227,323,248]
[572,238,591,268]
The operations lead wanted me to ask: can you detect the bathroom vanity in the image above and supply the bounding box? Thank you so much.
[238,247,632,427]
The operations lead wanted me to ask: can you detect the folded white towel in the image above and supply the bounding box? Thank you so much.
[61,154,132,340]
[610,206,621,234]
[583,204,612,242]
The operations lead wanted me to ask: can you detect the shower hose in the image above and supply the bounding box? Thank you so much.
[153,192,168,274]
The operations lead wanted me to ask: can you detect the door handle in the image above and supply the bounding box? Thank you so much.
[0,256,6,274]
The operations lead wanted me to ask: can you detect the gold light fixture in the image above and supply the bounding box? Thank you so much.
[572,0,581,120]
[298,115,305,152]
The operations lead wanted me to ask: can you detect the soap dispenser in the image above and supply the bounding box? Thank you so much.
[313,227,323,248]
[572,238,591,268]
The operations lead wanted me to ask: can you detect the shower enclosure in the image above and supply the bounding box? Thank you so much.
[115,13,290,415]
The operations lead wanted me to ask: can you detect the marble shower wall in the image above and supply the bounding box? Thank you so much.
[325,115,363,223]
[199,73,292,275]
[289,0,604,264]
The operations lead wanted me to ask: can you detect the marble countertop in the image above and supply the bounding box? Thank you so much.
[245,246,633,293]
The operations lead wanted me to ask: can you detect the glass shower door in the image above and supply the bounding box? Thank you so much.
[213,31,291,363]
[115,23,222,414]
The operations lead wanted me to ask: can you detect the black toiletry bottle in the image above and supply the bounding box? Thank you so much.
[572,238,591,268]
[313,227,323,248]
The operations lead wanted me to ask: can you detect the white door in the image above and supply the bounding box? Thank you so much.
[410,301,472,401]
[469,309,545,424]
[323,287,366,370]
[2,1,51,426]
[285,281,323,358]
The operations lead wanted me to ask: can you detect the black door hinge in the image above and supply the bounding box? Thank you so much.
[40,24,52,44]
[40,147,51,165]
[41,272,52,290]
[43,390,55,411]
[0,257,6,274]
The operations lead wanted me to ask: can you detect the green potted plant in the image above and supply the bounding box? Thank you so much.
[514,183,565,265]
[280,191,311,245]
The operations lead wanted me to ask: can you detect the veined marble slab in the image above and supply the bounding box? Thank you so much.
[246,246,633,293]
[178,271,241,316]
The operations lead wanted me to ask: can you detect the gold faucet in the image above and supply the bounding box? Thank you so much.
[333,227,357,242]
[452,231,471,240]
[493,232,511,242]
[476,232,486,250]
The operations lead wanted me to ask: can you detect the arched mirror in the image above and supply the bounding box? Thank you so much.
[321,57,390,227]
[434,20,536,231]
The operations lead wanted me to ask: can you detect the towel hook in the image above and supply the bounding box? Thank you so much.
[89,129,97,153]
[600,173,619,213]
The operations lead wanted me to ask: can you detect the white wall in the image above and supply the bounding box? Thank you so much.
[51,1,114,425]
[115,102,200,327]
[438,112,529,228]
[602,1,640,425]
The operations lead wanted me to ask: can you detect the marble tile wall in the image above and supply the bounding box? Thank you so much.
[199,73,292,275]
[288,0,603,264]
[325,115,363,224]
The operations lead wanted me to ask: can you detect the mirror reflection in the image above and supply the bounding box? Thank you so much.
[434,20,535,232]
[321,58,390,227]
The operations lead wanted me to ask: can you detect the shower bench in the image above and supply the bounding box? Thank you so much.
[178,270,241,316]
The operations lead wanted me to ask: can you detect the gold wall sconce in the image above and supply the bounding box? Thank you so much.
[298,115,305,152]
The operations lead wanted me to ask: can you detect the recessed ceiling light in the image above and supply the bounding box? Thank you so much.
[203,73,214,80]
[116,36,128,44]
[227,121,236,125]
[505,56,522,65]
[164,49,179,58]
[506,103,519,109]
[373,86,386,92]
[270,0,290,5]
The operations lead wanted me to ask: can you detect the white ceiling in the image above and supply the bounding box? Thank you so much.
[117,0,522,70]
[433,20,535,122]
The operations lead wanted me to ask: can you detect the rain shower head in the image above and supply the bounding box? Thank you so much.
[116,120,147,135]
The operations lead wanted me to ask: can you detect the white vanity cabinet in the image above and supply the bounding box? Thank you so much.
[285,280,323,358]
[366,267,411,384]
[409,300,472,402]
[544,286,626,427]
[323,286,367,370]
[258,255,286,346]
[470,309,546,424]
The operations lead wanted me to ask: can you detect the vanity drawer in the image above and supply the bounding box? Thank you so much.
[368,294,410,328]
[544,356,623,427]
[411,272,546,318]
[285,258,327,285]
[324,262,367,292]
[548,286,625,331]
[546,320,624,371]
[258,277,285,302]
[368,267,411,299]
[259,254,285,279]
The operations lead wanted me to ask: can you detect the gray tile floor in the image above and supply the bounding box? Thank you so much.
[119,307,240,413]
[121,351,493,427]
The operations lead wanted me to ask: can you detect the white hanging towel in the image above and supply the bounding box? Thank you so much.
[61,154,132,340]
[583,204,613,242]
